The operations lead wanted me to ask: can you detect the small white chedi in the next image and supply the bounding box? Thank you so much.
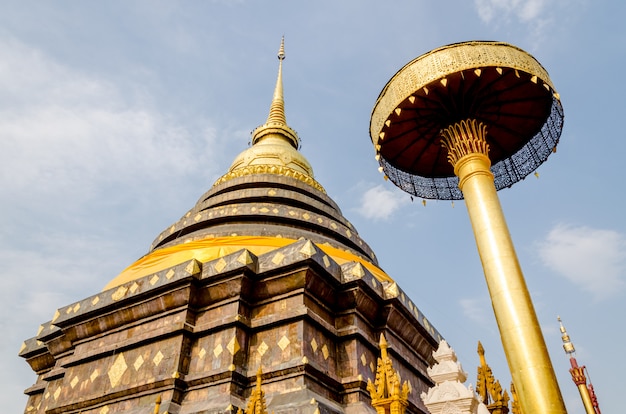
[421,340,489,414]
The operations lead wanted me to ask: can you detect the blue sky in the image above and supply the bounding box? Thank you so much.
[1,1,623,412]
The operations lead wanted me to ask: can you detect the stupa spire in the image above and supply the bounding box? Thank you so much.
[214,37,322,192]
[266,37,286,125]
[251,36,299,149]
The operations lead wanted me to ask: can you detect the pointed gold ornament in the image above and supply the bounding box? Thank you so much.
[367,334,410,414]
[153,395,161,414]
[476,342,510,414]
[510,382,522,414]
[238,367,270,414]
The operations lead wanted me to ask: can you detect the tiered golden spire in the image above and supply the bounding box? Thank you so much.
[251,36,299,149]
[476,342,509,414]
[237,367,270,414]
[367,334,410,414]
[214,37,323,192]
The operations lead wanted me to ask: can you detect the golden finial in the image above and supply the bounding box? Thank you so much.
[277,36,285,60]
[153,395,161,414]
[367,333,410,414]
[251,37,299,148]
[476,341,510,413]
[379,332,389,358]
[239,367,269,414]
[266,37,286,125]
[510,382,522,414]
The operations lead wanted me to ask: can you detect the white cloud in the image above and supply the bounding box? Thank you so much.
[0,36,218,207]
[536,224,626,300]
[0,35,223,410]
[460,297,493,327]
[474,0,547,23]
[356,184,410,221]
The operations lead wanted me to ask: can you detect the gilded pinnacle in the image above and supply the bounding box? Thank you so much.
[266,38,286,126]
[215,37,322,191]
[476,341,509,409]
[238,367,269,414]
[278,36,285,60]
[252,37,299,148]
[367,333,410,414]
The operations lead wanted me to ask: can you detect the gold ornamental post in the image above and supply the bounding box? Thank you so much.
[559,317,601,414]
[370,41,567,414]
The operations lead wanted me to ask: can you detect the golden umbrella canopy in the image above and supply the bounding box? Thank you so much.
[370,41,564,200]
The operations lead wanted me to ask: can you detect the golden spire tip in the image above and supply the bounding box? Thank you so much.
[278,36,285,60]
[250,36,300,150]
[379,333,388,348]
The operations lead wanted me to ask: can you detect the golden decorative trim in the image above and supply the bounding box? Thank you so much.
[134,355,144,371]
[257,341,269,356]
[213,164,326,194]
[367,334,409,414]
[227,335,240,355]
[299,240,318,257]
[278,335,290,351]
[111,286,128,301]
[371,41,557,143]
[153,350,164,366]
[90,368,99,383]
[440,119,489,167]
[108,354,127,388]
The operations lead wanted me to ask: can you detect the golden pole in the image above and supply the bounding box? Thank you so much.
[570,365,597,414]
[441,119,567,414]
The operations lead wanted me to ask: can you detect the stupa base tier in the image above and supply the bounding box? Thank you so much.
[21,239,439,414]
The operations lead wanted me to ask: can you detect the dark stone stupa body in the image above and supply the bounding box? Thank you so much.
[19,45,442,414]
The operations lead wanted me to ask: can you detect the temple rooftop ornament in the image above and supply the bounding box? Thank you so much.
[509,383,522,414]
[237,368,270,414]
[369,41,567,414]
[367,333,410,414]
[476,342,509,414]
